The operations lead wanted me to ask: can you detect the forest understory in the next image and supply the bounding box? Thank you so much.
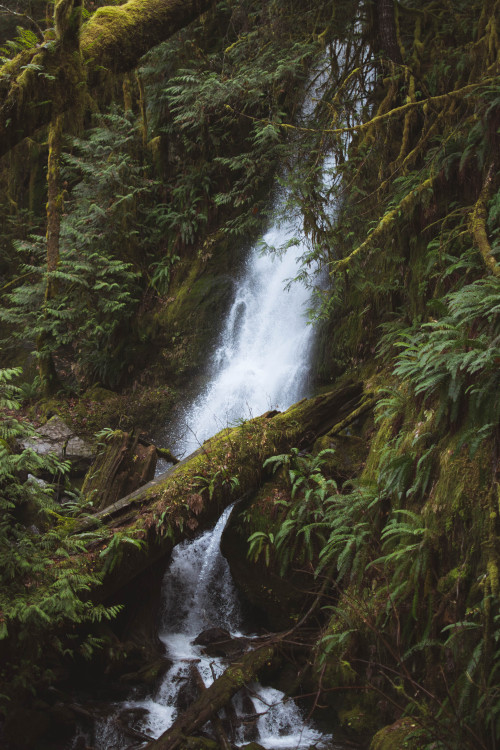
[1,0,500,749]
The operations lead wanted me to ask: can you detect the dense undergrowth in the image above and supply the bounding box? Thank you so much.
[0,0,500,748]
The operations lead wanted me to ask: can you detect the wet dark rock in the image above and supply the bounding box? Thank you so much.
[194,627,231,645]
[193,628,246,658]
[121,655,172,688]
[176,665,203,712]
[117,705,150,729]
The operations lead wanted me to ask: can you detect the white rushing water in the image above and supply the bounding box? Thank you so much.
[94,507,330,749]
[91,60,344,750]
[169,215,316,458]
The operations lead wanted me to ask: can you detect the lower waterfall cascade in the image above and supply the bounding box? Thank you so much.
[92,507,339,749]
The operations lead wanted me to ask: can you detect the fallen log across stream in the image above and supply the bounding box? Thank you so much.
[73,381,365,602]
[142,642,277,750]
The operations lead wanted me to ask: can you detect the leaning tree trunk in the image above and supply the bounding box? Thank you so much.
[143,643,276,750]
[73,382,365,603]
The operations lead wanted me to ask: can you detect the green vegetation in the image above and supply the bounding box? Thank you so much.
[0,0,499,747]
[0,366,120,706]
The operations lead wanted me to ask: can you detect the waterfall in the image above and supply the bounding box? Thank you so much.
[166,213,316,459]
[94,507,332,749]
[87,61,343,750]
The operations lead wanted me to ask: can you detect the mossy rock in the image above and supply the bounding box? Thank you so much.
[30,382,176,438]
[313,433,369,481]
[370,717,422,750]
[220,485,317,630]
[158,271,235,379]
[338,703,380,736]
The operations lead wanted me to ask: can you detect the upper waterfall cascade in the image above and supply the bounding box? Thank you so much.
[168,214,316,458]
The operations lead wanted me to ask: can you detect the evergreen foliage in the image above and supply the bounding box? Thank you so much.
[0,366,119,708]
[0,0,500,746]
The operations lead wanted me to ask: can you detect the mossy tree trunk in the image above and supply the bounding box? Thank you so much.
[0,0,214,158]
[37,113,64,395]
[143,643,276,750]
[37,0,85,394]
[74,383,364,603]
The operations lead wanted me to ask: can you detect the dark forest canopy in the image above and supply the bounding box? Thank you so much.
[1,1,500,749]
[0,0,214,156]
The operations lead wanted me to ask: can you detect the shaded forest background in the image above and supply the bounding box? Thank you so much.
[1,0,500,749]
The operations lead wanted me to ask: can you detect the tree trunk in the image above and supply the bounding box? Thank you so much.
[0,0,213,158]
[37,112,64,395]
[376,0,402,65]
[143,644,276,750]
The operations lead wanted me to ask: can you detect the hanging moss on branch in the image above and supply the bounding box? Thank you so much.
[470,161,500,278]
[0,0,213,157]
[330,175,434,274]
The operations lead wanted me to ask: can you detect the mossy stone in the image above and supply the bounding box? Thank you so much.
[370,717,422,750]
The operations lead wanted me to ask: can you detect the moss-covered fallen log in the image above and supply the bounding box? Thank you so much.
[76,382,363,601]
[143,643,276,750]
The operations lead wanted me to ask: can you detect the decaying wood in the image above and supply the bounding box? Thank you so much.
[143,644,276,750]
[190,665,232,750]
[77,383,363,602]
[81,429,157,511]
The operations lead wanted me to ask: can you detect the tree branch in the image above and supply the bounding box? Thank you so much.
[0,0,213,158]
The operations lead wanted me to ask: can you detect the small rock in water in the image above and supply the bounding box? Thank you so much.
[193,628,244,658]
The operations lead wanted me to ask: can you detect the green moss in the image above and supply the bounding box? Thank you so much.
[152,239,237,379]
[370,718,422,750]
[426,435,491,526]
[339,704,379,735]
[314,433,369,480]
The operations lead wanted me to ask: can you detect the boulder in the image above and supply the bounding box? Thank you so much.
[193,628,246,658]
[20,415,93,476]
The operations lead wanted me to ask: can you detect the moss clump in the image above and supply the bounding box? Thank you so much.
[29,383,176,438]
[339,703,379,735]
[370,718,422,750]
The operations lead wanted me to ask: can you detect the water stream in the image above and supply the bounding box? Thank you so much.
[87,63,343,750]
[162,213,316,460]
[95,507,333,749]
